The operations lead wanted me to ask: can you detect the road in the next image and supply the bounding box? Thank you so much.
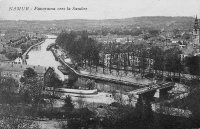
[51,48,150,87]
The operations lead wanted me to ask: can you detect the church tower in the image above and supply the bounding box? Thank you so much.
[193,16,200,44]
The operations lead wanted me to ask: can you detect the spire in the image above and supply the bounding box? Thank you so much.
[194,15,199,29]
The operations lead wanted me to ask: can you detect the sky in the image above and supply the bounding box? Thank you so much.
[0,0,200,20]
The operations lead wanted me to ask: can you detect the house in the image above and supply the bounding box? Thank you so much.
[0,63,47,82]
[13,57,23,64]
[104,54,111,67]
[0,31,5,37]
[180,45,195,61]
[171,39,178,44]
[103,52,154,69]
[44,67,55,90]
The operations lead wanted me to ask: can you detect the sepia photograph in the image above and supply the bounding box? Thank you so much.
[0,0,200,128]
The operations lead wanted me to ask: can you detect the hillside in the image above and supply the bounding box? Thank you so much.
[0,16,195,32]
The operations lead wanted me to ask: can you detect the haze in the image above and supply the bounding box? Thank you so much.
[0,0,200,20]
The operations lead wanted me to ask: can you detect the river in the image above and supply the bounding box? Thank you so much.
[26,35,140,92]
[26,35,65,80]
[25,35,145,106]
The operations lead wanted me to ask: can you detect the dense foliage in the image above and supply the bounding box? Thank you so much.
[56,31,185,78]
[185,56,200,76]
[56,31,100,65]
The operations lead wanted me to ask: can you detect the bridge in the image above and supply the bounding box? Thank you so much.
[130,82,174,95]
[129,82,175,104]
[52,48,176,93]
[51,48,176,106]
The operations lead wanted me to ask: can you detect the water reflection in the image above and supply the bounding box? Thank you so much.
[26,35,65,80]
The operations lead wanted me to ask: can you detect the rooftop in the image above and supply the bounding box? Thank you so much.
[0,62,47,74]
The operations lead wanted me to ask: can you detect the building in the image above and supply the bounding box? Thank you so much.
[103,52,154,69]
[13,57,23,64]
[193,16,200,45]
[44,67,55,90]
[0,63,47,82]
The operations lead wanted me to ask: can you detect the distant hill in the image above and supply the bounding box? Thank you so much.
[0,16,195,32]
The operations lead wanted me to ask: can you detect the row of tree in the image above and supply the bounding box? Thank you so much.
[80,42,184,78]
[56,31,200,81]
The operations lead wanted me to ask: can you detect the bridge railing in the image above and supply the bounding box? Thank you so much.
[129,82,175,95]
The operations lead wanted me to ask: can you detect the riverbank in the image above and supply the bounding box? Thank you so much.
[50,46,151,88]
[22,40,45,61]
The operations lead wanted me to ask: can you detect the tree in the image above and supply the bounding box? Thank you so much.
[138,48,148,77]
[20,68,43,114]
[148,29,160,37]
[0,105,41,129]
[76,94,85,109]
[63,95,74,113]
[0,77,18,93]
[5,52,18,60]
[66,108,95,129]
[56,31,100,70]
[22,77,43,115]
[23,68,37,78]
[150,46,164,71]
[0,77,19,104]
[182,33,191,40]
[85,79,95,90]
[164,47,183,78]
[185,56,200,76]
[112,92,125,105]
[47,72,62,97]
[44,71,62,112]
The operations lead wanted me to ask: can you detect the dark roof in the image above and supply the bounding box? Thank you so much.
[0,62,46,74]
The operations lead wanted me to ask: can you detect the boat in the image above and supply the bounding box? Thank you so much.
[46,43,55,51]
[26,55,29,59]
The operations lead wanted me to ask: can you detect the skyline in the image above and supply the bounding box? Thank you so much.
[0,0,200,20]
